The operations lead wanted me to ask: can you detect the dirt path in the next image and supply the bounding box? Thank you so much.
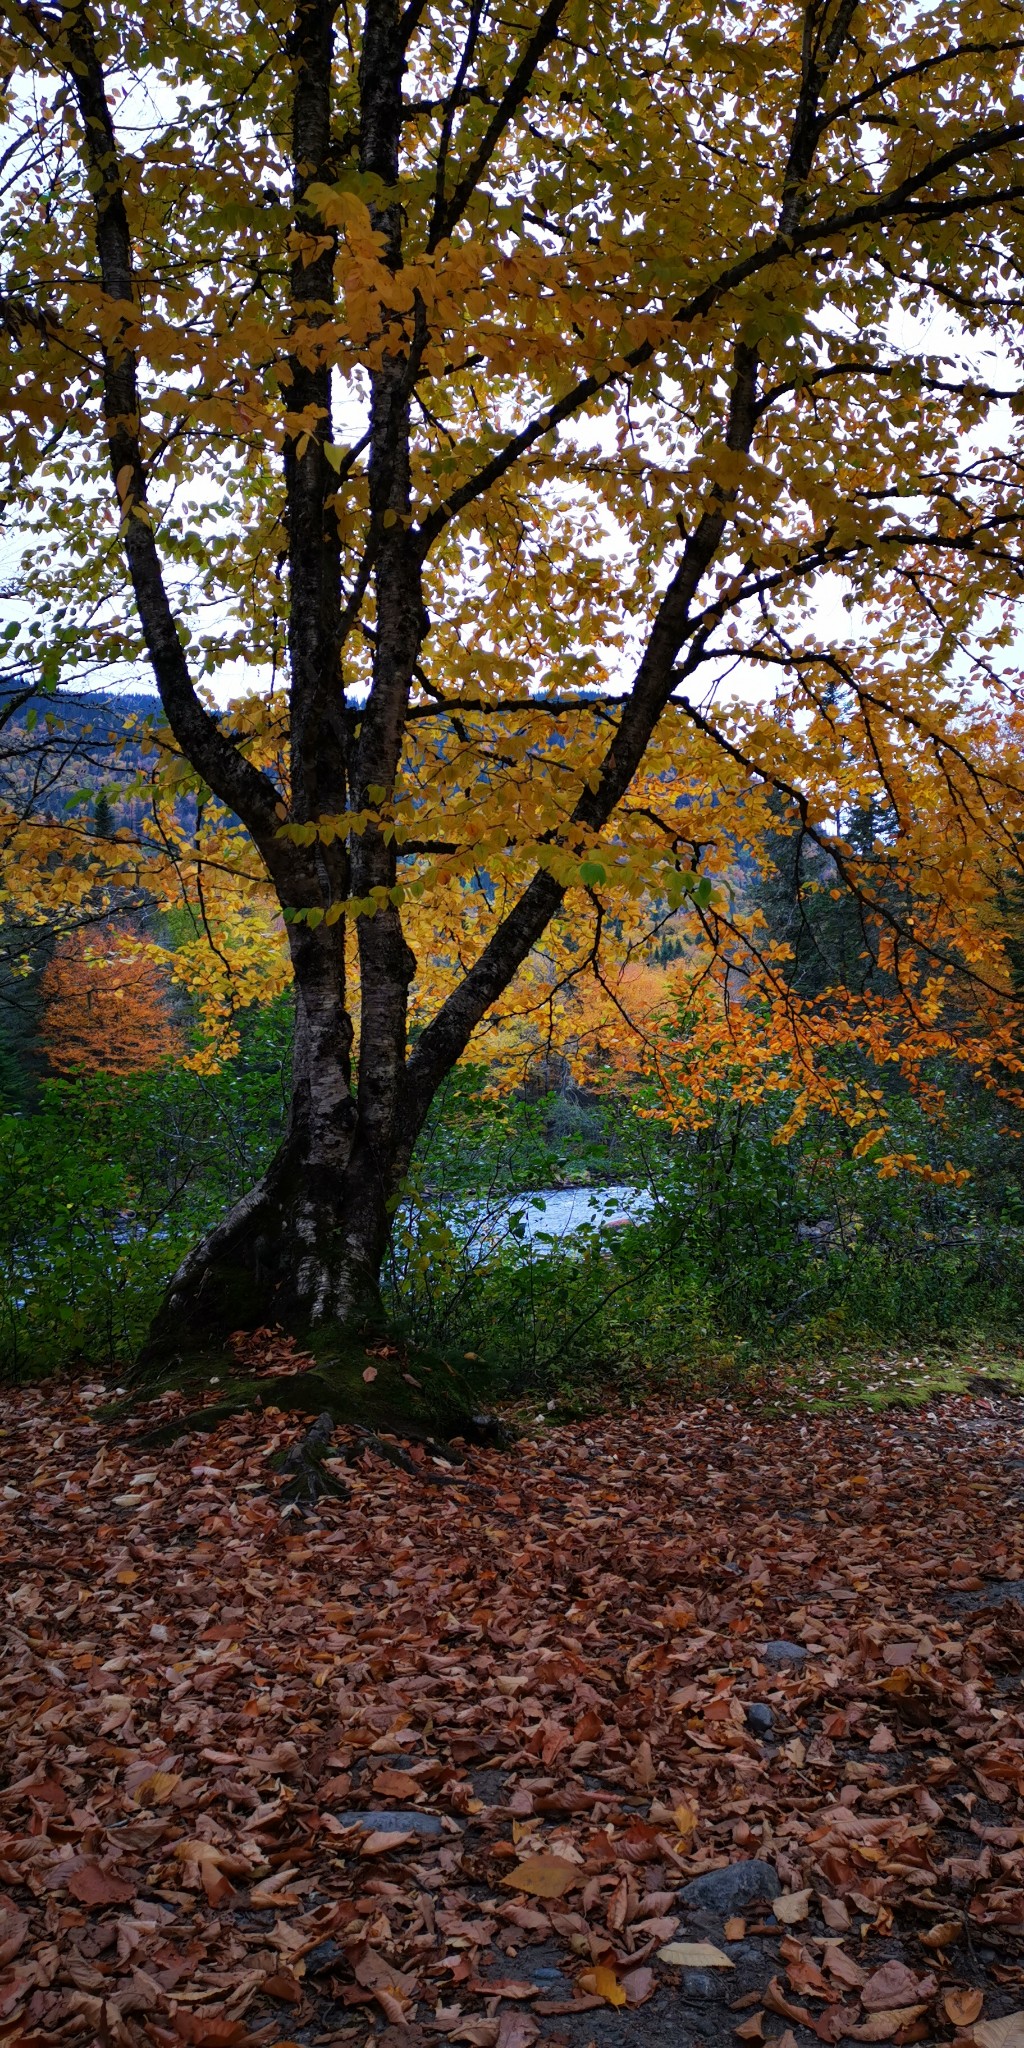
[0,1381,1022,2048]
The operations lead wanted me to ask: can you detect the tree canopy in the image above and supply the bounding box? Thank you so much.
[3,0,1024,1361]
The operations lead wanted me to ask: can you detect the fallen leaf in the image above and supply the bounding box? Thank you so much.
[762,1976,816,2028]
[945,1989,984,2028]
[734,2014,766,2042]
[501,1854,580,1899]
[362,1366,378,1382]
[578,1964,627,2007]
[262,1971,302,2004]
[823,1945,867,1990]
[821,1897,851,1932]
[773,1887,812,1925]
[0,1908,28,1968]
[972,2016,1024,2048]
[67,1860,137,1906]
[620,1965,656,2006]
[844,2007,928,2042]
[862,1963,936,2011]
[920,1920,962,1949]
[134,1769,181,1804]
[360,1828,416,1855]
[658,1941,734,1969]
[724,1916,747,1940]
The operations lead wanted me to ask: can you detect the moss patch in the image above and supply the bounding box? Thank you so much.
[107,1325,494,1448]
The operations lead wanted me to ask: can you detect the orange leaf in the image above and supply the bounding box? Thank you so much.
[944,1989,984,2028]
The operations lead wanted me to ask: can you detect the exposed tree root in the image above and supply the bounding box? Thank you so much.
[276,1410,350,1508]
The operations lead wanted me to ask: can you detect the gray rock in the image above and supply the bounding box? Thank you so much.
[745,1702,774,1736]
[335,1808,447,1837]
[305,1938,346,1975]
[974,1579,1024,1608]
[761,1639,808,1666]
[679,1970,732,2005]
[944,1579,1024,1615]
[679,1859,780,1913]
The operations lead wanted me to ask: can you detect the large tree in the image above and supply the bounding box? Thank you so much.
[3,0,1024,1367]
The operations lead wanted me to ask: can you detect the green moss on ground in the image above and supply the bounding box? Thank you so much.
[104,1326,493,1448]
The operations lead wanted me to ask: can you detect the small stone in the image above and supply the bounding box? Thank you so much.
[305,1938,346,1975]
[679,1860,781,1914]
[745,1702,774,1736]
[761,1639,808,1666]
[335,1809,446,1837]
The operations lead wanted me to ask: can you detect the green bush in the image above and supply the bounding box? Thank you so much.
[387,1078,1024,1404]
[0,1001,291,1376]
[2,1013,1024,1392]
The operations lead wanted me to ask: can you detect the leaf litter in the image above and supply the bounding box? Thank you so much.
[0,1376,1022,2047]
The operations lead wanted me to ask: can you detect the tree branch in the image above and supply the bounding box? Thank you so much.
[57,1,285,857]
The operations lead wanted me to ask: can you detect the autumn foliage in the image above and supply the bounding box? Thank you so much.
[5,0,1024,1347]
[39,929,180,1077]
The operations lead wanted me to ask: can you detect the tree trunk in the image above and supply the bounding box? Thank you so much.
[142,919,397,1361]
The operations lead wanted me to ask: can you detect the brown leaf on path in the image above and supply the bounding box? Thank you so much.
[724,1916,746,1939]
[821,1897,851,1932]
[861,1963,936,2011]
[534,1994,606,2014]
[945,1989,985,2027]
[66,1860,137,1906]
[843,2006,928,2042]
[261,1971,302,2005]
[734,2011,766,2040]
[500,1853,579,1898]
[371,1767,427,1798]
[920,1919,962,1949]
[822,1945,867,1990]
[360,1827,417,1854]
[495,2016,540,2048]
[762,1975,818,2029]
[774,1887,812,1924]
[134,1768,181,1803]
[620,1965,656,2006]
[374,1986,412,2024]
[971,2015,1024,2048]
[0,1909,28,1967]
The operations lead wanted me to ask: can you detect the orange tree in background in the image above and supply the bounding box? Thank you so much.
[39,930,181,1077]
[3,0,1024,1370]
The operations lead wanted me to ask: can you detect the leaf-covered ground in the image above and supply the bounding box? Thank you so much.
[1,1375,1023,2048]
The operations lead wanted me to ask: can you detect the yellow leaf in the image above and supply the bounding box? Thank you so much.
[583,1965,627,2007]
[134,1769,180,1805]
[500,1853,579,1899]
[658,1941,734,1969]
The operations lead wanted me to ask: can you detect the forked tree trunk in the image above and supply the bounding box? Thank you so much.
[142,920,407,1363]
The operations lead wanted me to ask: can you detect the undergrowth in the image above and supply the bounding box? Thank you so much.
[2,1011,1024,1399]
